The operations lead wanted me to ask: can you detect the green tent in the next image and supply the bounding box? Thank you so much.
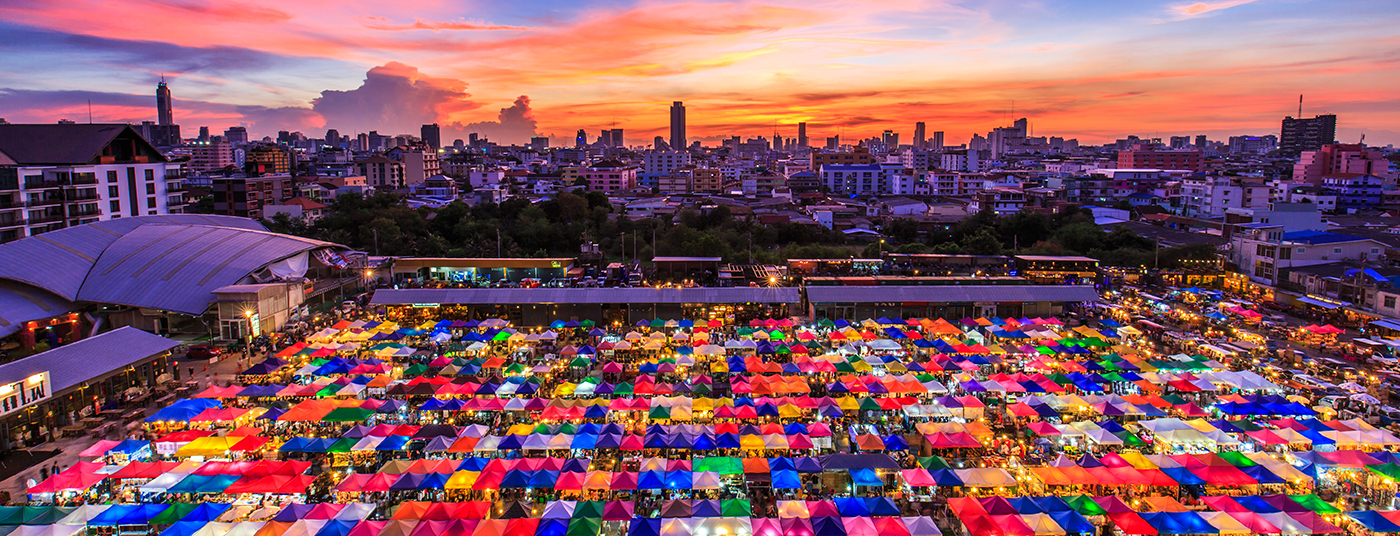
[327,437,357,453]
[736,328,754,336]
[1036,346,1056,355]
[0,508,26,526]
[149,503,197,525]
[647,406,671,420]
[566,518,601,536]
[572,501,604,519]
[402,363,428,377]
[720,499,752,517]
[579,319,595,327]
[649,319,665,328]
[1288,494,1342,514]
[315,384,344,397]
[695,457,742,475]
[1367,463,1400,481]
[917,455,951,470]
[323,407,375,422]
[492,331,512,342]
[1216,451,1258,467]
[1063,494,1108,516]
[1099,372,1126,382]
[858,398,883,411]
[775,345,791,354]
[769,331,786,340]
[504,363,527,374]
[569,357,592,367]
[1112,431,1148,447]
[834,362,856,373]
[613,383,634,396]
[1225,419,1263,432]
[818,318,835,327]
[692,383,712,395]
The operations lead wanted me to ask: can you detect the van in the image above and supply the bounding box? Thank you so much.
[340,301,356,314]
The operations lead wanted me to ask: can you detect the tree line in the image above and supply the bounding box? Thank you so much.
[258,193,1218,268]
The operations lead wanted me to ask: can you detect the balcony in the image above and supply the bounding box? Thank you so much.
[0,218,26,228]
[22,179,62,189]
[27,213,64,224]
[68,207,100,218]
[0,200,22,211]
[64,193,100,202]
[166,184,191,192]
[67,175,98,186]
[25,197,63,208]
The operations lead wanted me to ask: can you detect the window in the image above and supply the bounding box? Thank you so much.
[109,201,120,213]
[145,183,155,195]
[1333,248,1342,254]
[1372,248,1380,254]
[106,170,118,183]
[144,169,154,181]
[108,186,119,198]
[147,197,157,209]
[1387,296,1397,309]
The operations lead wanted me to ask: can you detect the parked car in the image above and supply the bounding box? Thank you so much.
[185,345,221,361]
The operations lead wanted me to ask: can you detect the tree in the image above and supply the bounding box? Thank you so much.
[961,228,1003,255]
[1055,222,1104,254]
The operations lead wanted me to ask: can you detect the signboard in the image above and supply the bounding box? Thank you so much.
[249,314,262,337]
[0,371,51,418]
[412,303,441,308]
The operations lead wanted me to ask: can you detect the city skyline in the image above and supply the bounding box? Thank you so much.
[1,0,1398,145]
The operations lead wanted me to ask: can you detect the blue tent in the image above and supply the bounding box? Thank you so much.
[315,520,360,536]
[627,518,660,536]
[1349,511,1400,533]
[849,468,883,486]
[1049,511,1098,534]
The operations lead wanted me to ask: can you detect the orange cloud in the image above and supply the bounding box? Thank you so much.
[358,16,533,32]
[1171,0,1259,17]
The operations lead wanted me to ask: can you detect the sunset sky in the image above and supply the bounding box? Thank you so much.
[1,0,1397,146]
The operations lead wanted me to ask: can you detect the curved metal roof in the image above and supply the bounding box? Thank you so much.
[0,215,266,300]
[0,215,337,316]
[79,224,332,314]
[0,280,76,339]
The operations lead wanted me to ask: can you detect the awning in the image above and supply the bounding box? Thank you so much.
[1370,319,1400,332]
[1297,297,1342,310]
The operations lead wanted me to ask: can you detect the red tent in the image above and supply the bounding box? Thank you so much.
[1106,512,1158,535]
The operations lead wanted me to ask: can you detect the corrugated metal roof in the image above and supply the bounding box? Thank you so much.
[0,215,269,299]
[805,285,1099,303]
[0,326,178,393]
[78,224,333,315]
[370,287,801,305]
[0,281,76,339]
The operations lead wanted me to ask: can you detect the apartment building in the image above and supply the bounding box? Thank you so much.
[0,124,187,243]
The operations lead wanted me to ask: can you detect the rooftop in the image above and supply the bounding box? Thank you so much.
[1281,230,1372,245]
[0,327,178,393]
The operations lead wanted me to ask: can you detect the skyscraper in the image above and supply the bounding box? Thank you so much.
[576,129,587,148]
[198,126,209,142]
[931,131,944,151]
[156,78,173,126]
[325,129,340,147]
[669,102,686,152]
[420,123,441,150]
[609,129,624,148]
[913,122,926,149]
[1280,115,1337,155]
[797,123,808,147]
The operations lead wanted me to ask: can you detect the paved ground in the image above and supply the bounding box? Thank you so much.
[0,349,251,502]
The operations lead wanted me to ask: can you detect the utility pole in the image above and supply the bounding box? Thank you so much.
[373,228,379,257]
[496,229,501,257]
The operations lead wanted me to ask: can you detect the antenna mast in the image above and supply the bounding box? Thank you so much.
[1298,94,1303,117]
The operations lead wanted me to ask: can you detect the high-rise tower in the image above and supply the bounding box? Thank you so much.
[156,77,173,126]
[670,102,686,152]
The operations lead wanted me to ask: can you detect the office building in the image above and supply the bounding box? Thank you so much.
[930,131,944,151]
[575,129,587,148]
[420,124,441,150]
[224,127,248,144]
[797,123,807,148]
[189,141,233,173]
[1280,114,1337,155]
[914,122,926,149]
[669,102,686,152]
[197,126,209,142]
[1116,149,1204,172]
[1294,143,1395,184]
